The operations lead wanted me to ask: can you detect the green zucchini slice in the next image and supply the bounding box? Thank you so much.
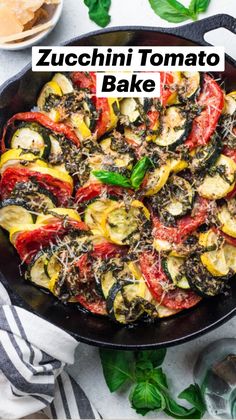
[154,106,190,149]
[120,98,142,125]
[26,250,50,289]
[191,137,221,173]
[185,257,227,297]
[12,182,57,212]
[178,72,201,101]
[153,175,194,220]
[52,73,74,94]
[0,199,34,231]
[162,256,190,289]
[11,124,51,159]
[106,282,143,324]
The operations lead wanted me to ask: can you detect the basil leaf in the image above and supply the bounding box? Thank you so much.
[99,349,135,392]
[84,0,111,27]
[130,157,153,189]
[151,367,169,389]
[130,382,166,412]
[189,0,210,16]
[164,396,201,419]
[148,0,191,23]
[178,384,206,415]
[136,349,167,368]
[92,170,131,188]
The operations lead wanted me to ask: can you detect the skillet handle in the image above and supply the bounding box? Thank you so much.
[169,14,236,46]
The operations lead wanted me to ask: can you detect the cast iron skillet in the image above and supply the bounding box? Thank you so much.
[0,14,236,349]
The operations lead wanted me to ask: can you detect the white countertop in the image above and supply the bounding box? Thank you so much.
[0,1,236,418]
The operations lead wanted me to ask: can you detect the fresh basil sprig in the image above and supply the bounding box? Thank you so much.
[92,157,152,189]
[148,0,211,23]
[84,0,111,28]
[92,170,131,188]
[100,348,206,418]
[130,157,153,189]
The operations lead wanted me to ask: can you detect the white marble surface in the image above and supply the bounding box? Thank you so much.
[0,0,236,418]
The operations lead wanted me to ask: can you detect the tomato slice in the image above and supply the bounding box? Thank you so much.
[223,145,236,164]
[1,112,80,153]
[159,72,174,105]
[71,72,97,94]
[75,295,107,315]
[185,75,224,149]
[15,220,88,263]
[93,241,126,258]
[0,167,73,206]
[75,182,129,203]
[93,97,110,138]
[140,252,201,310]
[152,197,209,244]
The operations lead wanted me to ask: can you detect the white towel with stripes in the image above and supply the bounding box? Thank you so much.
[0,281,99,419]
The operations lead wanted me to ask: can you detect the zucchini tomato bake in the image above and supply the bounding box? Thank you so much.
[0,71,236,324]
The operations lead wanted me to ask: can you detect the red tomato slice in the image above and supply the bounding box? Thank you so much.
[93,241,126,258]
[152,197,209,244]
[0,167,73,206]
[140,252,201,310]
[15,220,88,263]
[75,295,107,315]
[185,75,224,149]
[1,112,80,153]
[223,144,236,164]
[71,72,97,94]
[75,182,129,203]
[93,97,110,138]
[160,72,174,106]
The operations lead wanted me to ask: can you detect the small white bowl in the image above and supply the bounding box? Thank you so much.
[0,0,63,51]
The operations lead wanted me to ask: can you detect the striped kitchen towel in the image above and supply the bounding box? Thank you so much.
[0,280,99,419]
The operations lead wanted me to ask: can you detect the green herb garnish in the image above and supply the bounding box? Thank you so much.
[83,0,111,27]
[100,348,206,418]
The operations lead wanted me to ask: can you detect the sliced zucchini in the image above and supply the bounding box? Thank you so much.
[52,73,74,94]
[11,124,51,159]
[0,199,34,231]
[107,98,120,131]
[120,98,142,124]
[144,163,170,196]
[49,135,63,161]
[217,205,236,238]
[178,72,201,102]
[154,106,190,149]
[46,250,63,280]
[185,256,227,297]
[199,229,229,277]
[124,127,144,146]
[162,256,190,289]
[26,250,50,289]
[223,91,236,115]
[169,156,188,173]
[191,137,221,173]
[160,175,194,218]
[70,112,91,140]
[82,98,97,132]
[84,198,116,236]
[36,208,81,225]
[12,182,57,212]
[198,154,236,199]
[106,281,144,324]
[100,137,134,170]
[102,201,148,245]
[0,148,47,174]
[224,243,236,272]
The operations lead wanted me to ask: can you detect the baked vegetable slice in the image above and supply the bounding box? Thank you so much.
[26,250,50,289]
[199,229,229,277]
[198,154,236,199]
[10,123,51,159]
[185,256,227,297]
[0,199,34,231]
[217,203,236,238]
[154,106,190,149]
[162,256,190,289]
[191,136,221,173]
